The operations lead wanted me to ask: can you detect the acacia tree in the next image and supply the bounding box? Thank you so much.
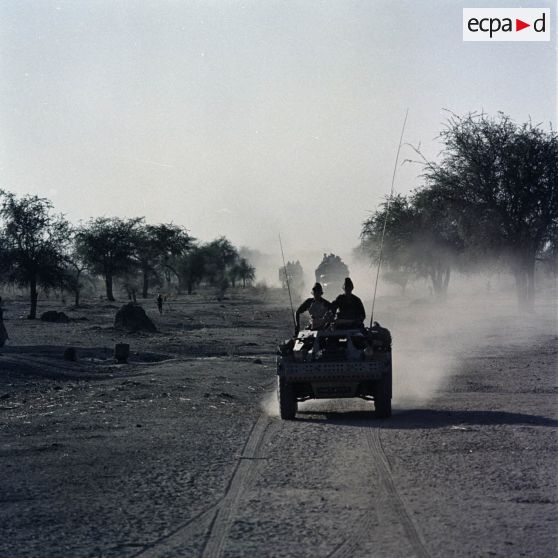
[381,268,410,295]
[64,245,88,308]
[361,193,462,298]
[178,238,249,295]
[0,191,70,318]
[178,246,206,294]
[76,217,142,302]
[421,112,557,311]
[135,223,192,297]
[412,186,464,295]
[230,258,255,287]
[201,237,239,285]
[238,258,256,288]
[228,262,241,287]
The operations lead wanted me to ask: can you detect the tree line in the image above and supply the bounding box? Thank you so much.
[360,112,557,311]
[0,192,255,319]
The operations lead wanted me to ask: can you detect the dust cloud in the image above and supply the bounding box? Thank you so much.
[261,390,279,418]
[367,272,557,407]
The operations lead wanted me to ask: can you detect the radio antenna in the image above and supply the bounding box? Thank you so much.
[370,109,409,327]
[279,234,297,330]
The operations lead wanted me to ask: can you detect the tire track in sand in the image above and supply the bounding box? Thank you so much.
[133,414,273,558]
[329,422,430,558]
[201,414,276,558]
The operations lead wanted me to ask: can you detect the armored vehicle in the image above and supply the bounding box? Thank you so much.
[279,260,304,298]
[276,323,392,419]
[314,253,349,296]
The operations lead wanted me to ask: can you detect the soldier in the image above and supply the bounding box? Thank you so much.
[294,283,331,335]
[330,277,366,329]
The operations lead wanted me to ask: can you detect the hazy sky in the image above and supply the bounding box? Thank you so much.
[1,0,556,256]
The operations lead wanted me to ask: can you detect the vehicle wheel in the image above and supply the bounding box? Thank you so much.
[374,375,392,419]
[278,377,297,420]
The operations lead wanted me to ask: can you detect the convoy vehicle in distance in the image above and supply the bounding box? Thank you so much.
[276,323,392,419]
[279,260,304,298]
[314,253,349,297]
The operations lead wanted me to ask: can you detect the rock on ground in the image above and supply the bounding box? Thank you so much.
[114,303,157,333]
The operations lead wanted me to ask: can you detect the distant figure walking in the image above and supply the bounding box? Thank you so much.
[0,297,8,348]
[156,293,164,315]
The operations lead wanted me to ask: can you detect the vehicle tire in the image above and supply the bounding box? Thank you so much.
[278,377,297,420]
[374,374,392,419]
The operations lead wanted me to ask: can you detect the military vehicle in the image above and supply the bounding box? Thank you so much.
[276,322,392,419]
[314,253,349,296]
[279,260,304,298]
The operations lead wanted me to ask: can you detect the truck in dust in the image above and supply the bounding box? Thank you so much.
[276,323,392,419]
[314,253,349,296]
[279,260,304,298]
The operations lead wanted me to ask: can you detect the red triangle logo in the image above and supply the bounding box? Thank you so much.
[516,19,530,31]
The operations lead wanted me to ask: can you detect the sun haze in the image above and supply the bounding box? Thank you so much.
[0,1,555,254]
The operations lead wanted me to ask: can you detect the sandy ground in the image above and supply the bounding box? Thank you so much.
[0,287,556,557]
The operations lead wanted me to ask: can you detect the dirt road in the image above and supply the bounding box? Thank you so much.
[0,290,556,557]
